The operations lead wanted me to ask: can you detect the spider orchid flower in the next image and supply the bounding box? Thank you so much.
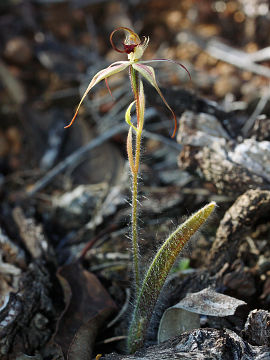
[65,27,190,137]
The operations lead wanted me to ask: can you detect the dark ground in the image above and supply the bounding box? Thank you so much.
[1,0,270,359]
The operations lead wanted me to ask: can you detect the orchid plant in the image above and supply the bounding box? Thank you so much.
[66,27,215,354]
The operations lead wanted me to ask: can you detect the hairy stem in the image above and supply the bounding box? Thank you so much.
[128,66,144,297]
[131,145,140,295]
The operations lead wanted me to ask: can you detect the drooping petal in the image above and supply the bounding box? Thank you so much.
[132,63,178,137]
[139,59,191,81]
[65,62,129,128]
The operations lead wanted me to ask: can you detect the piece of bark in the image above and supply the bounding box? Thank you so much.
[177,111,270,195]
[194,146,267,195]
[228,139,270,182]
[207,189,270,273]
[0,261,55,357]
[102,328,270,360]
[243,309,270,346]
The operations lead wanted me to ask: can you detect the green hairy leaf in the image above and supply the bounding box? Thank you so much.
[127,201,216,353]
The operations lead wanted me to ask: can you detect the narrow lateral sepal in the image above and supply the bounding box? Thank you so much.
[127,201,216,353]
